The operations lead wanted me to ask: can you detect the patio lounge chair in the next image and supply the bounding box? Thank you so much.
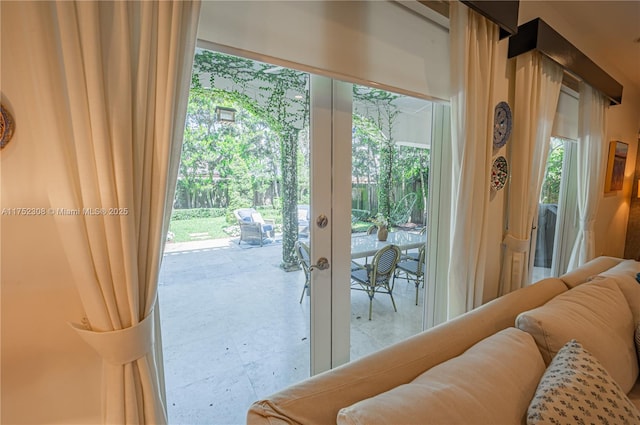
[234,208,275,246]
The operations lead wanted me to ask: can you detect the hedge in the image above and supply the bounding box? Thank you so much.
[171,208,227,221]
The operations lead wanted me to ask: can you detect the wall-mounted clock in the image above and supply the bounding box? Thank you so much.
[493,101,512,149]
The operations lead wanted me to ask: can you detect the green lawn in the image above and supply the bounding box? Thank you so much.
[166,210,374,243]
[167,208,282,243]
[167,216,231,243]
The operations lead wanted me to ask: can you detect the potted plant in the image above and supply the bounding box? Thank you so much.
[371,213,389,241]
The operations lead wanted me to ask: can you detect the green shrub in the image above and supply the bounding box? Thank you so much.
[171,208,226,221]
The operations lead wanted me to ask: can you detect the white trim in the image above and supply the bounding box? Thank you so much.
[310,75,334,375]
[331,80,353,368]
[196,0,450,102]
[196,39,448,105]
[424,103,452,328]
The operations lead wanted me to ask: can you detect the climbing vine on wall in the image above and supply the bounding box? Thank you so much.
[353,87,399,220]
[191,50,309,269]
[186,49,430,268]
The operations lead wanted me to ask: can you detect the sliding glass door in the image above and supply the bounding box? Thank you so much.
[160,48,446,423]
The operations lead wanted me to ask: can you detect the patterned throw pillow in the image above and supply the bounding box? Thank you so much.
[528,339,640,425]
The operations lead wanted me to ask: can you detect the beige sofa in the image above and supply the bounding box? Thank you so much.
[247,256,640,424]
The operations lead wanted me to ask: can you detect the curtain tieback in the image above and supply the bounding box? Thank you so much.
[580,219,596,229]
[503,234,530,253]
[70,312,154,365]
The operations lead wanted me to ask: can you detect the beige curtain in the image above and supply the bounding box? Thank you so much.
[499,51,563,295]
[567,83,609,270]
[46,1,200,423]
[447,2,499,318]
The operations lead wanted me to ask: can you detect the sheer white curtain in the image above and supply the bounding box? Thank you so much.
[47,1,200,423]
[447,2,499,318]
[499,51,563,295]
[567,83,609,270]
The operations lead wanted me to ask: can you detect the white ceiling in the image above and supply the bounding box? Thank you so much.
[518,1,640,95]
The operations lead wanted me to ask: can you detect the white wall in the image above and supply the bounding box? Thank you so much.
[518,1,640,260]
[1,2,102,424]
[597,87,640,257]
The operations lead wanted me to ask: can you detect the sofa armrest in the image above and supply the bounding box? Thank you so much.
[560,256,624,288]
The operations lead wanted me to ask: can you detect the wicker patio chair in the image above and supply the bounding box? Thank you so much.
[350,244,401,320]
[401,227,426,261]
[234,208,275,247]
[294,241,311,303]
[351,225,379,271]
[395,244,426,305]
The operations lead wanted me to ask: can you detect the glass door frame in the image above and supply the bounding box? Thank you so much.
[191,41,443,376]
[309,76,352,374]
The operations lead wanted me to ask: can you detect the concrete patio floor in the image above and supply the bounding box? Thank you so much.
[158,236,424,425]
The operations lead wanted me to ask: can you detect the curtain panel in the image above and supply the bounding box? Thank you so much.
[447,2,499,318]
[567,83,609,270]
[46,1,200,423]
[498,51,563,295]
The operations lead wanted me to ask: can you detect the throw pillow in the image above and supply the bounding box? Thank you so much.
[337,328,545,425]
[251,212,265,224]
[516,278,638,393]
[597,260,640,323]
[528,339,640,425]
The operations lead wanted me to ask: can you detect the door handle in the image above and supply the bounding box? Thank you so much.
[309,257,330,272]
[316,214,328,228]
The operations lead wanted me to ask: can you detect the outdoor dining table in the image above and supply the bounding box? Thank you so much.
[351,230,426,259]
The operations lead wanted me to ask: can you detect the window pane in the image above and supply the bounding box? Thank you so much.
[533,138,565,279]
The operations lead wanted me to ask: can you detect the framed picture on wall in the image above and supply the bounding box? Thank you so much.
[604,140,628,192]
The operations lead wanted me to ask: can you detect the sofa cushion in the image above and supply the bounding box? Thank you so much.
[596,259,640,323]
[248,278,568,425]
[527,339,640,425]
[560,256,623,287]
[336,328,545,425]
[516,278,638,393]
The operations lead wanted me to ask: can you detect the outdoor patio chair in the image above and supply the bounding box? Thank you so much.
[294,241,311,303]
[401,227,426,261]
[350,244,401,320]
[395,244,426,305]
[233,208,275,246]
[298,205,310,237]
[351,225,378,271]
[389,192,417,227]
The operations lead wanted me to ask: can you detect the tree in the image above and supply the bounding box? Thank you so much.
[191,50,309,270]
[178,88,280,210]
[540,140,564,205]
[353,87,400,219]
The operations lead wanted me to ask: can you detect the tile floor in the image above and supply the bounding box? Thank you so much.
[158,237,424,425]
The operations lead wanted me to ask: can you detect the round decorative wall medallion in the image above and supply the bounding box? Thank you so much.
[0,104,15,149]
[493,101,512,149]
[491,156,509,191]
